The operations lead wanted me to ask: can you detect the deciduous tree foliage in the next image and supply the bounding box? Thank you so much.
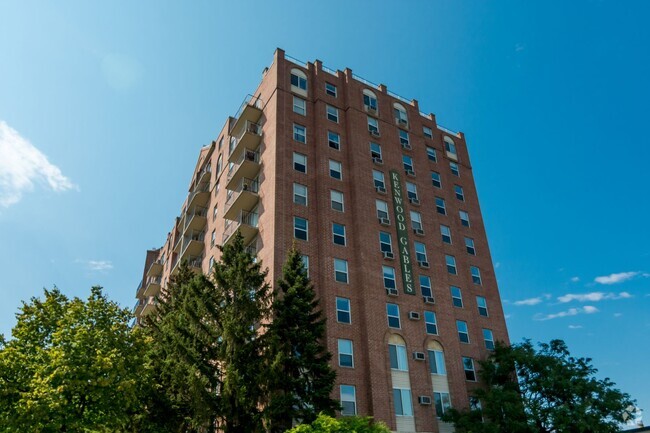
[0,287,151,432]
[263,247,339,432]
[442,339,635,433]
[285,413,390,433]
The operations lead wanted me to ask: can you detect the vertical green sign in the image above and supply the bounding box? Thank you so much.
[389,170,415,295]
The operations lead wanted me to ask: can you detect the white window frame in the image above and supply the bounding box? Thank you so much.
[294,216,308,241]
[332,222,346,246]
[325,82,337,97]
[402,155,414,173]
[293,183,307,206]
[406,182,418,201]
[429,350,446,375]
[446,255,457,275]
[336,297,351,324]
[471,266,482,285]
[410,211,422,231]
[328,130,340,150]
[338,339,354,368]
[334,258,348,283]
[326,104,339,123]
[460,210,470,227]
[424,311,438,335]
[290,69,307,92]
[463,356,477,381]
[293,96,306,116]
[457,320,470,343]
[293,124,306,143]
[383,265,396,289]
[436,197,446,215]
[389,343,408,371]
[387,303,401,329]
[440,225,452,244]
[379,231,392,254]
[465,237,476,255]
[451,286,463,308]
[367,116,379,134]
[414,241,427,263]
[329,159,342,180]
[376,200,389,220]
[455,185,465,201]
[477,296,489,317]
[431,171,442,188]
[330,190,344,212]
[293,152,307,173]
[450,162,460,176]
[373,170,386,189]
[434,392,451,417]
[423,126,433,139]
[483,328,495,350]
[340,385,357,416]
[419,275,433,298]
[393,388,414,417]
[370,142,382,159]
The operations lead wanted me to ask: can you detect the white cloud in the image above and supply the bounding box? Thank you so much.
[515,43,526,52]
[534,305,599,321]
[568,325,583,329]
[613,313,623,318]
[494,262,501,269]
[0,121,76,207]
[514,294,551,306]
[594,272,639,285]
[76,259,113,272]
[570,276,580,282]
[557,291,632,303]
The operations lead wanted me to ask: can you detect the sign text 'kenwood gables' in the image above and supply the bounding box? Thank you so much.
[389,170,415,295]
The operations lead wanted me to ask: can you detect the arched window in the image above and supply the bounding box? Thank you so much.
[427,341,447,375]
[388,334,408,371]
[394,102,408,125]
[290,68,307,95]
[444,136,457,159]
[216,154,223,174]
[363,89,378,113]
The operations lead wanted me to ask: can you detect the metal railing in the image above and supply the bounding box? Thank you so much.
[437,124,461,137]
[146,276,162,286]
[223,210,259,242]
[183,206,208,231]
[225,177,259,206]
[352,73,380,89]
[387,90,412,105]
[233,94,264,121]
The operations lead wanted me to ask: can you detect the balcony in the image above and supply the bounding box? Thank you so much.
[187,183,210,211]
[193,166,211,191]
[141,296,158,316]
[146,259,163,277]
[224,177,259,220]
[143,276,162,298]
[230,95,263,149]
[222,210,259,246]
[226,149,261,190]
[178,229,205,261]
[135,280,145,299]
[171,254,204,274]
[134,298,146,316]
[228,120,262,163]
[183,206,208,234]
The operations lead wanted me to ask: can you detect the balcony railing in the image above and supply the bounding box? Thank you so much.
[187,183,210,209]
[141,296,158,316]
[143,276,162,297]
[224,177,259,220]
[226,149,260,189]
[228,120,262,162]
[146,259,164,277]
[183,205,208,233]
[223,210,259,246]
[230,95,263,141]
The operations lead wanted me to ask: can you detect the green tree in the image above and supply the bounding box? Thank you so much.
[263,247,338,432]
[0,286,151,432]
[443,339,636,433]
[285,413,390,433]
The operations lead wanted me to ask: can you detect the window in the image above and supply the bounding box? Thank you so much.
[402,155,414,174]
[428,347,446,375]
[328,131,340,150]
[440,225,452,244]
[290,69,307,91]
[424,311,438,335]
[209,256,214,269]
[363,90,378,111]
[465,237,475,255]
[470,397,482,411]
[419,275,433,298]
[293,96,306,115]
[218,137,223,150]
[367,116,379,135]
[329,159,342,180]
[450,162,460,177]
[446,255,457,275]
[394,103,408,124]
[457,320,469,343]
[455,185,465,201]
[483,329,495,350]
[370,142,382,160]
[414,242,428,264]
[435,197,446,215]
[334,258,348,283]
[389,343,408,371]
[444,137,457,157]
[229,136,236,154]
[326,105,339,123]
[293,124,306,143]
[338,339,354,367]
[471,266,482,285]
[431,171,442,188]
[301,255,309,277]
[379,232,393,254]
[373,170,386,189]
[434,392,451,417]
[399,129,410,148]
[216,154,223,174]
[211,229,216,247]
[330,190,344,212]
[336,297,351,323]
[213,204,218,221]
[463,357,477,381]
[451,286,463,308]
[387,303,401,328]
[426,146,437,162]
[423,126,433,139]
[215,179,220,195]
[383,265,396,289]
[332,223,346,246]
[293,183,307,206]
[376,200,389,221]
[460,210,470,227]
[410,211,422,231]
[293,152,307,173]
[477,296,489,317]
[294,217,308,240]
[393,388,414,417]
[340,385,356,416]
[325,82,337,97]
[406,182,418,202]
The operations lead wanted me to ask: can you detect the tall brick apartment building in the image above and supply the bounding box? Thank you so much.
[134,48,509,433]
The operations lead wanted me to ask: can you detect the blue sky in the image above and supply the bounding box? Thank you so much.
[1,0,648,421]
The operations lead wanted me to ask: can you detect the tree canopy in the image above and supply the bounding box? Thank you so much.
[442,339,636,433]
[285,413,390,433]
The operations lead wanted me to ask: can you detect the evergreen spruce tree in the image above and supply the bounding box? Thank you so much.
[264,246,339,433]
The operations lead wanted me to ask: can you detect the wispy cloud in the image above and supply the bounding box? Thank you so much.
[613,313,623,318]
[570,276,580,283]
[76,259,113,272]
[0,121,77,207]
[514,294,551,306]
[534,305,599,321]
[594,272,640,285]
[557,291,632,303]
[568,325,583,329]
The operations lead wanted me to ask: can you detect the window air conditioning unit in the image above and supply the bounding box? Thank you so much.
[406,169,415,177]
[408,311,421,320]
[409,197,420,205]
[413,351,426,361]
[398,118,408,126]
[423,296,435,304]
[367,106,377,115]
[418,261,430,269]
[401,143,412,150]
[379,218,391,226]
[370,130,380,137]
[413,228,424,236]
[376,186,386,194]
[418,396,432,405]
[386,288,398,296]
[382,251,394,260]
[372,156,383,165]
